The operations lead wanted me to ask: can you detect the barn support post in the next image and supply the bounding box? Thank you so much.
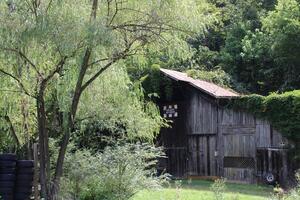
[217,127,224,177]
[268,150,272,172]
[281,150,288,187]
[216,104,224,177]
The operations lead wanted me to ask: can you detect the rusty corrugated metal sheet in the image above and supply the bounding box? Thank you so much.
[160,68,239,98]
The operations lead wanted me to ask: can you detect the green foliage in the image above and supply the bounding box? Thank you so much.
[176,0,300,95]
[0,74,35,153]
[230,90,300,141]
[77,66,166,141]
[186,69,232,88]
[59,142,168,200]
[269,171,300,200]
[262,0,300,91]
[211,178,227,200]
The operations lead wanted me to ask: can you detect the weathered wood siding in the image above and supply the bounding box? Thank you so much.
[186,91,218,177]
[218,108,257,183]
[187,135,217,176]
[159,100,188,177]
[188,92,218,135]
[256,119,271,148]
[272,129,287,148]
[255,119,286,148]
[219,109,255,126]
[223,134,256,157]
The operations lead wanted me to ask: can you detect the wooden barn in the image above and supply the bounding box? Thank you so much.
[157,68,291,184]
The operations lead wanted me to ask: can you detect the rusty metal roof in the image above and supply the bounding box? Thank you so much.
[160,68,240,99]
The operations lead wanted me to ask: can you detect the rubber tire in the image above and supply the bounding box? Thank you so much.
[0,187,14,194]
[16,160,34,168]
[0,174,15,181]
[15,180,33,187]
[0,168,15,174]
[14,186,32,193]
[265,172,276,185]
[14,198,29,200]
[0,161,16,168]
[16,174,33,181]
[0,195,13,200]
[0,181,14,188]
[17,168,34,175]
[0,154,17,161]
[14,193,31,199]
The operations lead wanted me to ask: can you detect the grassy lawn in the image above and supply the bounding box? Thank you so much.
[132,180,274,200]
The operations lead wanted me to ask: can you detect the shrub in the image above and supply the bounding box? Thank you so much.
[59,142,168,200]
[211,178,227,200]
[269,170,300,200]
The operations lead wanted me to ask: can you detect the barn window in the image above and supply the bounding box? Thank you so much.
[224,157,255,169]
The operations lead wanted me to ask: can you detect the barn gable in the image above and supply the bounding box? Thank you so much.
[158,68,290,184]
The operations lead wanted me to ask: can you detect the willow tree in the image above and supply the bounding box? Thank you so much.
[0,0,213,198]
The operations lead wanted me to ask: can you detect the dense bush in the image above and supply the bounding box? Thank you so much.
[58,142,168,200]
[269,171,300,200]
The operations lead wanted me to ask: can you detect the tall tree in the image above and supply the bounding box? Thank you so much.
[0,0,212,198]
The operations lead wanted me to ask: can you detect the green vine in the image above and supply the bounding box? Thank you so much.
[229,90,300,141]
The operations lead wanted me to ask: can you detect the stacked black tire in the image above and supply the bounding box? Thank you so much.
[0,154,17,200]
[14,160,34,200]
[0,155,34,200]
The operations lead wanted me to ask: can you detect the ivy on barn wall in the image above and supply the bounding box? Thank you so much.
[229,90,300,142]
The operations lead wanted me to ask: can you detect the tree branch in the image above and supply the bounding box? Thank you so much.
[88,57,110,67]
[3,115,20,148]
[81,36,145,92]
[0,69,36,98]
[80,59,117,92]
[90,0,99,21]
[108,0,120,25]
[45,0,53,13]
[43,56,67,84]
[1,47,42,77]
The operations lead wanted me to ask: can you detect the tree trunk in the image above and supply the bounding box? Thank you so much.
[3,115,20,151]
[50,49,91,199]
[37,87,49,199]
[50,2,101,198]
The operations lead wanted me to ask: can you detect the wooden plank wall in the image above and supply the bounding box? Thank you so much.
[218,108,256,183]
[188,92,218,134]
[218,109,255,126]
[223,134,255,157]
[165,147,187,177]
[272,129,287,148]
[255,119,286,148]
[159,100,188,177]
[186,92,286,183]
[187,135,217,176]
[186,91,218,177]
[256,119,271,148]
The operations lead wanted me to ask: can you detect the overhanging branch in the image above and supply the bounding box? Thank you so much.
[80,35,148,92]
[3,115,21,148]
[1,47,43,77]
[0,69,36,98]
